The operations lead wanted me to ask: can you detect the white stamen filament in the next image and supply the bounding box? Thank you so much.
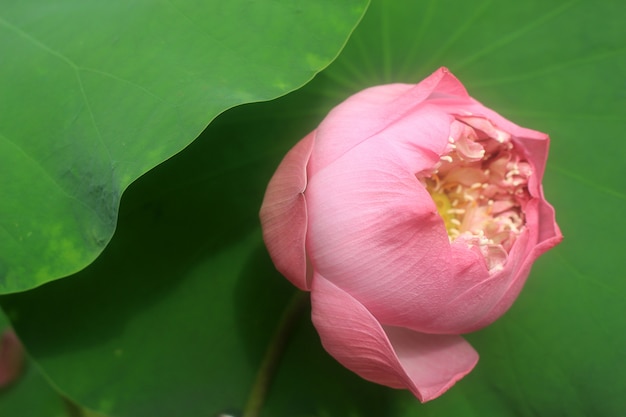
[420,118,531,270]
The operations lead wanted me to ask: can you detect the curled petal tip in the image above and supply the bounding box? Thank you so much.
[311,275,478,402]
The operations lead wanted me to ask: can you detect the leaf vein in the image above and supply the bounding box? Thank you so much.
[455,0,580,70]
[0,14,77,69]
[470,47,626,88]
[78,67,166,102]
[421,0,494,71]
[552,164,626,201]
[0,132,104,221]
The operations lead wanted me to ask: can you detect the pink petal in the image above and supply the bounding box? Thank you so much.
[457,116,511,143]
[0,329,25,388]
[311,274,478,402]
[534,189,563,247]
[259,132,315,290]
[309,67,466,175]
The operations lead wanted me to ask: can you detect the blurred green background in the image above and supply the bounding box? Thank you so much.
[1,0,624,416]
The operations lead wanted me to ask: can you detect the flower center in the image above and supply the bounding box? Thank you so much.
[420,117,532,270]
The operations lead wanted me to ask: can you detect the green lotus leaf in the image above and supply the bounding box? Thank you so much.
[0,0,367,293]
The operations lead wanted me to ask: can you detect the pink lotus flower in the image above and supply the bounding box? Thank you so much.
[260,67,562,402]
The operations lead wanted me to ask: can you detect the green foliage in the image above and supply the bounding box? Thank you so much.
[0,0,367,293]
[0,312,65,417]
[1,0,625,416]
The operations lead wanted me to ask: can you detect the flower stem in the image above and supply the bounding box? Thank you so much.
[242,290,309,417]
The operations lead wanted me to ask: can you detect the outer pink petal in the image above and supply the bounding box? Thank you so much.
[309,67,466,175]
[311,274,478,402]
[259,132,315,290]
